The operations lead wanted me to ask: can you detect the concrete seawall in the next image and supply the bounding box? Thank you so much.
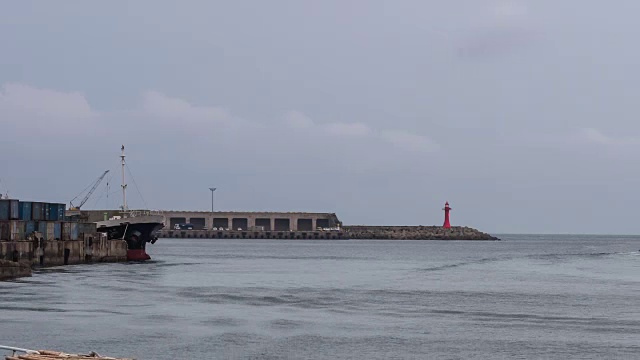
[0,237,128,281]
[80,210,342,232]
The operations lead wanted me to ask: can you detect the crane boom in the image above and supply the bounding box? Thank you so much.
[70,170,110,210]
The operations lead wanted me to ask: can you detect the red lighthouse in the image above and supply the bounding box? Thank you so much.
[442,201,452,228]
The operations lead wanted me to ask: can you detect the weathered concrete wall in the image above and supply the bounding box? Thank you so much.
[0,236,128,280]
[0,259,31,280]
[344,226,499,240]
[159,229,349,240]
[80,210,342,231]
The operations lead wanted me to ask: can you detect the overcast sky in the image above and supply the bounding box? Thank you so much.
[1,0,639,234]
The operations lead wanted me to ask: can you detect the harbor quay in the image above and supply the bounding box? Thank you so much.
[80,210,343,232]
[0,232,128,280]
[80,210,499,241]
[0,198,128,281]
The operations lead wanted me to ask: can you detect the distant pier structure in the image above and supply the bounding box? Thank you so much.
[76,208,499,240]
[79,210,342,232]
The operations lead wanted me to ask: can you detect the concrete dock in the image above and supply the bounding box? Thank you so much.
[80,210,342,232]
[79,210,499,241]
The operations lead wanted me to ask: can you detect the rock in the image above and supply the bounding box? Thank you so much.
[343,225,499,241]
[0,259,32,280]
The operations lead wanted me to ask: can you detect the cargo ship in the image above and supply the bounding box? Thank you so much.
[93,145,163,261]
[0,147,161,262]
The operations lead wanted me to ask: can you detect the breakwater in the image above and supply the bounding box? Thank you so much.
[158,225,498,240]
[0,259,31,280]
[345,226,499,240]
[159,229,349,239]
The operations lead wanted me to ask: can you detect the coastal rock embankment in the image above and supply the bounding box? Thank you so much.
[0,259,32,280]
[344,226,499,240]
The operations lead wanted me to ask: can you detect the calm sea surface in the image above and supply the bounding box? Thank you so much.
[1,235,639,359]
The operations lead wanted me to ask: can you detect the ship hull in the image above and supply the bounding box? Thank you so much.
[95,215,164,261]
[127,249,151,261]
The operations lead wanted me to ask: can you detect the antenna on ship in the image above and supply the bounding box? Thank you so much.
[120,145,128,212]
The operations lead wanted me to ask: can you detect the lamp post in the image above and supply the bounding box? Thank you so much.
[209,187,217,213]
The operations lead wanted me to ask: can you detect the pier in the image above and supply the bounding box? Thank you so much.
[79,210,499,241]
[80,210,342,232]
[157,226,497,240]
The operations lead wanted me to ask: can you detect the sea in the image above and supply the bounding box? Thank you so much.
[1,235,639,359]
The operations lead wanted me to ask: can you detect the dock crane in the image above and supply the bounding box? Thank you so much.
[69,170,110,210]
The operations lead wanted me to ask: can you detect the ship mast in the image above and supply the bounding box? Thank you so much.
[120,145,128,212]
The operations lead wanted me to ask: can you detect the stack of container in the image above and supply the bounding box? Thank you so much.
[0,198,89,241]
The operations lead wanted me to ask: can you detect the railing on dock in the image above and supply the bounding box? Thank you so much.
[126,210,163,218]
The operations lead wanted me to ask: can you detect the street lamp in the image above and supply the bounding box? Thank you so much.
[209,187,217,212]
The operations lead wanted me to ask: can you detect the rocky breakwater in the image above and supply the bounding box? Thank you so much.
[345,226,499,240]
[0,259,31,280]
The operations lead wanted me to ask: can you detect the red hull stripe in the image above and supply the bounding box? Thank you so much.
[127,249,151,261]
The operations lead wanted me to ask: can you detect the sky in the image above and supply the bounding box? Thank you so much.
[1,0,639,234]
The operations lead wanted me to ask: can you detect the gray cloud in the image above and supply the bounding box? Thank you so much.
[2,1,640,234]
[283,110,438,152]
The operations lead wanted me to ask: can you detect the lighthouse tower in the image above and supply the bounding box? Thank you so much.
[442,201,452,228]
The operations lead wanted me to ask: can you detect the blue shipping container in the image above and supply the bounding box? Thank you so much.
[44,203,51,221]
[25,221,36,235]
[48,204,58,221]
[0,200,9,220]
[9,200,19,220]
[38,221,47,236]
[19,201,32,221]
[58,204,66,221]
[54,222,61,240]
[32,202,44,220]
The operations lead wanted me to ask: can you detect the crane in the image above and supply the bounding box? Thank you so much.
[69,170,110,210]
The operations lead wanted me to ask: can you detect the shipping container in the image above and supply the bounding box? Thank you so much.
[10,220,24,240]
[25,221,36,235]
[51,203,60,220]
[54,222,62,240]
[19,201,32,221]
[44,203,51,221]
[78,222,97,235]
[0,200,9,220]
[38,221,47,237]
[0,221,10,240]
[32,202,44,220]
[46,203,54,220]
[46,222,55,240]
[62,222,71,240]
[58,204,66,221]
[70,222,79,240]
[9,200,19,220]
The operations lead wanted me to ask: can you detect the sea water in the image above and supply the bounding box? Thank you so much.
[1,235,639,359]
